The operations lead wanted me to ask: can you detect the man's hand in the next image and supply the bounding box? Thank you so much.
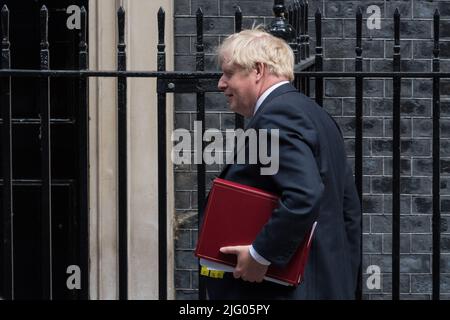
[220,245,269,283]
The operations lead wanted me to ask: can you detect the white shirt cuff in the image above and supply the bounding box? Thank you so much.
[249,245,271,266]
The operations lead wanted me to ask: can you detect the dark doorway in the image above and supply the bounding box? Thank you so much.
[0,0,88,299]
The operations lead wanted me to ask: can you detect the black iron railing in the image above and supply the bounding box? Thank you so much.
[1,4,12,300]
[39,5,52,300]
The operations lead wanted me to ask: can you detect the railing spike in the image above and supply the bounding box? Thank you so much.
[315,8,322,47]
[315,7,321,17]
[433,8,440,58]
[394,8,400,46]
[1,5,9,42]
[235,6,242,33]
[118,6,125,46]
[158,6,165,47]
[434,8,440,17]
[80,6,87,45]
[357,6,363,16]
[356,6,362,49]
[40,5,49,47]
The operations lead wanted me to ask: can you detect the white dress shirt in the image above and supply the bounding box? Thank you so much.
[253,81,289,116]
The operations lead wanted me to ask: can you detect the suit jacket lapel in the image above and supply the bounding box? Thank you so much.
[244,83,297,130]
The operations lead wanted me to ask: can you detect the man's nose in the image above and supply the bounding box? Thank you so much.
[218,76,226,91]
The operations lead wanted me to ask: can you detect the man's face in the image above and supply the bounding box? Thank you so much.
[218,57,259,118]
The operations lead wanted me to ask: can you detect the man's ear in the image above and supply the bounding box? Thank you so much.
[254,62,265,81]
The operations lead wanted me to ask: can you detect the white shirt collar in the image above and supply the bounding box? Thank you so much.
[253,81,290,116]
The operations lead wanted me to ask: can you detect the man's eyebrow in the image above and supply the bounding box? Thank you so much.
[223,65,234,73]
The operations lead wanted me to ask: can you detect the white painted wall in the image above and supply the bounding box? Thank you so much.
[88,0,174,300]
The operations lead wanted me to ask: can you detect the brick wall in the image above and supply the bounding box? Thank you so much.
[173,0,450,300]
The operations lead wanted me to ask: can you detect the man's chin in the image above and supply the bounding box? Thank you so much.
[228,105,246,117]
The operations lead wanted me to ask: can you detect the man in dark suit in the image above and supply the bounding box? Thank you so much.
[205,28,361,299]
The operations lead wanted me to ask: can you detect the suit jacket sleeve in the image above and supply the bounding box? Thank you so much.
[251,104,324,267]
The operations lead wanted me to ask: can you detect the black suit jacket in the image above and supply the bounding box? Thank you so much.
[206,83,362,300]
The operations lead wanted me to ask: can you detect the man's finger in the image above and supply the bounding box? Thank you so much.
[233,268,242,279]
[220,246,241,255]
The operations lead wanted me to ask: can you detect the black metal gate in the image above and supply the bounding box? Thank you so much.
[0,0,88,299]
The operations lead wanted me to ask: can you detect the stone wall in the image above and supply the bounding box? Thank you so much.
[173,0,450,300]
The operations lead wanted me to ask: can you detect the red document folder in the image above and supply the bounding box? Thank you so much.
[195,178,317,286]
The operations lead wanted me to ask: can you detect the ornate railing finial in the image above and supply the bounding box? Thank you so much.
[267,0,296,42]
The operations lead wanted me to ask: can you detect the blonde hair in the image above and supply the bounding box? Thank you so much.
[218,28,294,81]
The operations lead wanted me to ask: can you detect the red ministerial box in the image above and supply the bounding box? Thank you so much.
[195,178,316,286]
